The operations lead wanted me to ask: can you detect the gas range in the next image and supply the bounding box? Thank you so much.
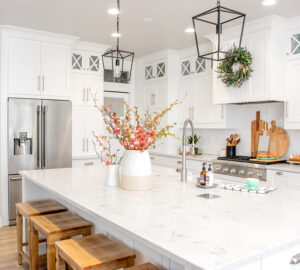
[212,156,267,181]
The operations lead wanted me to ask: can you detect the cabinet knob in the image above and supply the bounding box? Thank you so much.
[276,171,284,176]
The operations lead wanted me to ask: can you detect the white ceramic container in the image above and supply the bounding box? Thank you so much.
[120,150,153,191]
[106,165,120,186]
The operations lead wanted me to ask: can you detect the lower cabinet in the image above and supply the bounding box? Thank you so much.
[72,158,100,167]
[267,169,300,189]
[72,106,104,157]
[261,244,300,270]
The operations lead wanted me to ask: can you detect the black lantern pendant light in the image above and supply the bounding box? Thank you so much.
[192,0,246,61]
[102,0,134,82]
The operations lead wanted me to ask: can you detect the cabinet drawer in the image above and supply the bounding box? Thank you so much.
[267,170,300,189]
[72,158,99,167]
[262,244,300,269]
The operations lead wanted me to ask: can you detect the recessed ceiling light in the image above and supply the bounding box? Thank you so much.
[144,18,154,23]
[185,28,195,33]
[111,32,121,38]
[107,8,120,15]
[262,0,277,6]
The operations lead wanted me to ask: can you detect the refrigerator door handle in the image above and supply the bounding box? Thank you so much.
[42,105,47,168]
[37,105,41,168]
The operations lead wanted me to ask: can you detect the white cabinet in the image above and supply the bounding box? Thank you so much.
[178,76,225,128]
[41,42,70,97]
[262,244,300,270]
[8,37,71,98]
[284,59,300,129]
[144,80,168,109]
[212,17,285,104]
[144,61,167,80]
[180,57,208,78]
[72,51,101,73]
[8,37,40,96]
[267,169,300,189]
[72,74,103,107]
[287,30,300,59]
[72,107,103,157]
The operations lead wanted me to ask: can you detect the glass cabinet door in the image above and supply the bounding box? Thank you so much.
[88,55,100,72]
[291,33,300,56]
[72,53,83,71]
[145,65,154,80]
[195,57,206,73]
[181,60,191,76]
[157,62,166,78]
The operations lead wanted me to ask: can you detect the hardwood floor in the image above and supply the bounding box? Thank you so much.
[0,226,29,270]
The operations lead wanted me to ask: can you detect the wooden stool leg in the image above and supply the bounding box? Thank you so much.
[56,249,67,270]
[47,238,56,270]
[27,219,32,266]
[127,257,135,268]
[16,209,23,265]
[30,224,39,270]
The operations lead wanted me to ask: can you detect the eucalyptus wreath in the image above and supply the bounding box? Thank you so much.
[217,47,253,88]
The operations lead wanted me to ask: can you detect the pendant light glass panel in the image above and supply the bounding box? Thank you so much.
[102,0,134,82]
[192,0,246,61]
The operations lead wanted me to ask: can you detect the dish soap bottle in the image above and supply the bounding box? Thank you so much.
[200,163,207,186]
[207,164,214,186]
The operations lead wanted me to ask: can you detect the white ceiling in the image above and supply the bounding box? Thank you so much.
[0,0,299,56]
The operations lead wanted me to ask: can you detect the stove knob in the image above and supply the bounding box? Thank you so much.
[223,168,229,173]
[230,168,237,174]
[239,170,245,176]
[215,167,221,172]
[247,171,254,177]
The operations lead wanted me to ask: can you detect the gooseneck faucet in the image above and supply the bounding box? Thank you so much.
[181,119,195,182]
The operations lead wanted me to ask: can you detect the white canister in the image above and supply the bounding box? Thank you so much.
[106,165,120,186]
[120,150,153,191]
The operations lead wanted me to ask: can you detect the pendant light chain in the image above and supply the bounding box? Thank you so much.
[116,0,120,51]
[217,0,220,6]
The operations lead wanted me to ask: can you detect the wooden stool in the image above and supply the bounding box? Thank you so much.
[126,263,159,270]
[30,211,92,270]
[15,200,67,266]
[55,234,136,270]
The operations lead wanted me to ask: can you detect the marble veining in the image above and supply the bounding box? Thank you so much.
[21,166,300,270]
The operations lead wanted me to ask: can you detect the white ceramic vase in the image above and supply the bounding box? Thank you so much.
[120,150,153,191]
[106,165,120,186]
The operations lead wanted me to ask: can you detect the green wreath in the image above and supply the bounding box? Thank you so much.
[217,47,253,88]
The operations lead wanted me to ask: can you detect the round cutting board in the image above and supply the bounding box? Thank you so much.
[267,120,289,158]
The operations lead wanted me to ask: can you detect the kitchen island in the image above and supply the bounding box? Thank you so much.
[21,166,300,270]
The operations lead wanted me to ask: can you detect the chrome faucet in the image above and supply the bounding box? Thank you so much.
[181,119,195,182]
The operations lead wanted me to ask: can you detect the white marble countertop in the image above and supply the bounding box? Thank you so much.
[149,151,218,162]
[21,166,300,270]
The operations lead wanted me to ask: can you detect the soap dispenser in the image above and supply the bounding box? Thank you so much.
[200,162,207,186]
[207,164,214,186]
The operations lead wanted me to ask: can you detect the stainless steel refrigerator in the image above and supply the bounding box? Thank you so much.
[8,98,72,225]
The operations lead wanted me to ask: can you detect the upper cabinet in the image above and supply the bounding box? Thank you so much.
[180,56,210,78]
[144,60,167,81]
[72,51,102,73]
[5,27,78,99]
[286,30,300,59]
[211,16,286,104]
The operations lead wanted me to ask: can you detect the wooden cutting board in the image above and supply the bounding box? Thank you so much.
[267,120,289,157]
[249,158,286,164]
[251,111,268,157]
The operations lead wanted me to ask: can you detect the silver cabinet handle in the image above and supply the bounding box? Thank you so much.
[42,75,45,92]
[150,156,154,160]
[84,162,94,166]
[86,88,90,102]
[191,107,194,120]
[83,138,85,152]
[151,94,156,106]
[42,105,47,168]
[38,75,41,91]
[276,171,284,176]
[86,138,89,152]
[177,160,182,164]
[286,102,289,118]
[290,253,300,264]
[221,105,224,119]
[83,88,86,102]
